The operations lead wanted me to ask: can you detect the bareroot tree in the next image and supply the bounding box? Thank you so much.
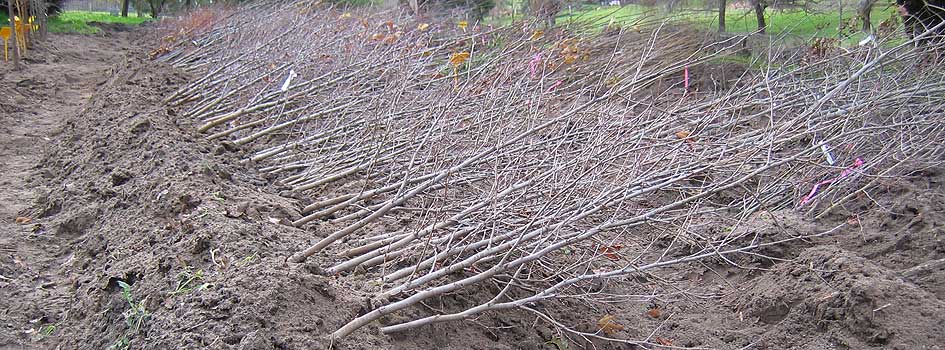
[155,1,945,344]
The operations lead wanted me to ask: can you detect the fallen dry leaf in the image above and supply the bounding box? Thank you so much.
[15,216,31,225]
[675,130,690,139]
[646,307,661,319]
[530,30,544,41]
[12,255,25,268]
[597,315,624,335]
[597,244,623,260]
[563,54,578,65]
[449,52,470,67]
[846,216,859,225]
[655,337,673,346]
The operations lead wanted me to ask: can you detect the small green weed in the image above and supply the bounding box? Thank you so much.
[39,324,57,337]
[235,253,258,267]
[169,267,211,296]
[32,321,61,341]
[110,280,149,350]
[112,335,130,350]
[547,337,570,350]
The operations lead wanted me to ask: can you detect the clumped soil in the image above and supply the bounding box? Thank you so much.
[1,28,944,350]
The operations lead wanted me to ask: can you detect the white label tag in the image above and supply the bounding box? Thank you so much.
[281,70,298,92]
[821,144,836,166]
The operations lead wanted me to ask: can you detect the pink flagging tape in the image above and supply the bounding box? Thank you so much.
[799,157,865,207]
[544,80,562,94]
[683,65,690,92]
[529,53,541,79]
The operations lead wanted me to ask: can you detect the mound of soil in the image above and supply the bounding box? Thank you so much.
[727,245,945,349]
[88,22,137,32]
[2,27,944,350]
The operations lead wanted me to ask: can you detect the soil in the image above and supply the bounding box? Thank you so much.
[1,26,943,350]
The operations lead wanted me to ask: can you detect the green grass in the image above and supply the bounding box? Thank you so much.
[1,11,149,34]
[491,4,902,44]
[50,11,150,34]
[686,7,898,40]
[548,4,667,28]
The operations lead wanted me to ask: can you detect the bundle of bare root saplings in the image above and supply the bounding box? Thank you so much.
[154,1,945,345]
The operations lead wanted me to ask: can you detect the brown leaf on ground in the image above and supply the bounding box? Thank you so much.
[15,216,31,225]
[655,337,673,346]
[597,244,623,260]
[646,307,661,319]
[597,315,624,335]
[450,52,470,67]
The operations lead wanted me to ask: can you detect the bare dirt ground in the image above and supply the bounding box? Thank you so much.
[1,26,944,350]
[0,30,139,347]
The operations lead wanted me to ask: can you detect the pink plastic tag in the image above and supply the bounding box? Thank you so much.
[545,80,562,94]
[529,53,542,79]
[799,157,865,207]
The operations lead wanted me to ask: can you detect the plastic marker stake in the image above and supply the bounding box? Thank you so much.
[281,70,298,92]
[820,144,836,165]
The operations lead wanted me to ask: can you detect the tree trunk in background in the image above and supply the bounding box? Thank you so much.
[7,0,21,70]
[857,0,877,32]
[121,0,129,17]
[752,0,766,33]
[36,0,47,40]
[528,0,560,27]
[184,0,192,10]
[718,0,726,32]
[135,0,144,17]
[149,0,164,18]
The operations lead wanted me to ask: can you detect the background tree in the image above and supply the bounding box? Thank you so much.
[398,0,495,21]
[751,0,767,33]
[527,0,560,26]
[856,0,878,33]
[718,0,726,32]
[1,0,59,15]
[148,0,165,18]
[896,0,945,38]
[29,0,47,40]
